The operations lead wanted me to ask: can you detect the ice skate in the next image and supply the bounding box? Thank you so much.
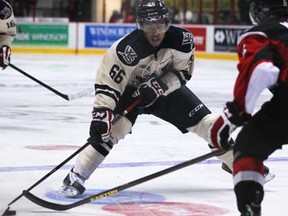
[59,168,86,198]
[262,166,275,183]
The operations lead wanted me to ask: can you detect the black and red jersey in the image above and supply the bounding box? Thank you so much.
[234,21,288,114]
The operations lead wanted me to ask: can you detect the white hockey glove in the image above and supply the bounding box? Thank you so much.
[0,45,11,69]
[133,77,168,108]
[88,108,114,144]
[210,101,251,149]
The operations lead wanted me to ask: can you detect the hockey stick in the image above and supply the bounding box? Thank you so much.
[8,63,94,101]
[23,148,229,211]
[1,99,141,215]
[0,206,16,216]
[0,142,90,216]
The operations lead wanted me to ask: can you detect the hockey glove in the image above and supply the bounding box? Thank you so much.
[133,77,168,108]
[88,108,114,144]
[0,45,11,69]
[210,101,251,149]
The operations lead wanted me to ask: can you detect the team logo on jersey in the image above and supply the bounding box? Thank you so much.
[130,64,153,86]
[118,45,138,65]
[182,32,193,50]
[0,6,11,20]
[182,32,193,45]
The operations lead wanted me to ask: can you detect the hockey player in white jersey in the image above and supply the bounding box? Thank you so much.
[60,0,271,197]
[0,0,16,69]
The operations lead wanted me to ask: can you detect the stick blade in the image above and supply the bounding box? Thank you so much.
[23,190,71,211]
[0,207,16,216]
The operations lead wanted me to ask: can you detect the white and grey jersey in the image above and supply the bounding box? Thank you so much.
[0,0,16,46]
[94,25,195,110]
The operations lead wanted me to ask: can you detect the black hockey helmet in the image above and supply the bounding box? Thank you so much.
[136,0,171,32]
[249,0,288,25]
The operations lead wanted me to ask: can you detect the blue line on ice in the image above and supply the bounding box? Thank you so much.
[0,157,284,172]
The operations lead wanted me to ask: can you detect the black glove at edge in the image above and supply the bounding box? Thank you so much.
[88,108,114,144]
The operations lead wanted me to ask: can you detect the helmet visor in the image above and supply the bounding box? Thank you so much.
[138,19,170,33]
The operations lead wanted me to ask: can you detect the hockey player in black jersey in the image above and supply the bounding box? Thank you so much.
[60,0,272,198]
[0,0,15,69]
[209,0,288,215]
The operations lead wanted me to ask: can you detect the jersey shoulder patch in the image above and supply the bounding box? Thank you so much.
[0,0,12,20]
[116,29,153,66]
[162,26,195,53]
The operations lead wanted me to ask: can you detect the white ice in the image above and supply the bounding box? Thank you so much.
[0,54,287,216]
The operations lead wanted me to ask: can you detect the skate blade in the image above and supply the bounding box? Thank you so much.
[264,172,275,183]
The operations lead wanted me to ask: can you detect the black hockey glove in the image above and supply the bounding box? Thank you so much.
[0,45,11,69]
[210,101,251,149]
[87,108,114,145]
[133,77,168,108]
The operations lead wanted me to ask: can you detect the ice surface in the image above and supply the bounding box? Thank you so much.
[0,54,286,216]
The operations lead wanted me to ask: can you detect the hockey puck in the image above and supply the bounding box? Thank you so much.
[3,209,16,216]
